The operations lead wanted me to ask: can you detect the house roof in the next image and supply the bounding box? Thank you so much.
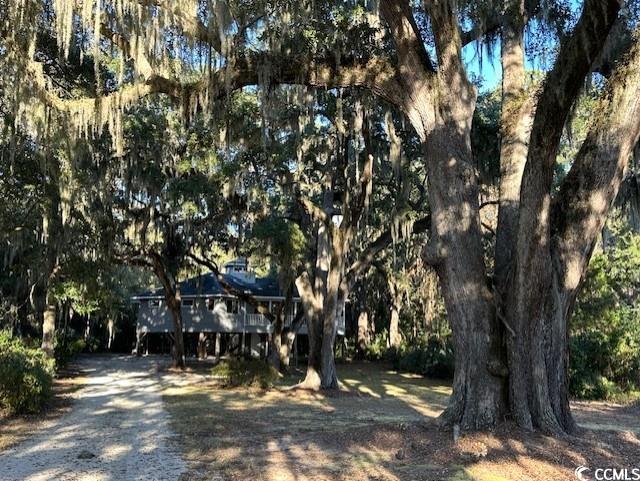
[133,272,296,299]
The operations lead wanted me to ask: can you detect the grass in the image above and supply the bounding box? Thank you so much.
[162,361,640,481]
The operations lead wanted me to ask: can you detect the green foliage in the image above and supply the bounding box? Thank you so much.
[54,331,86,367]
[362,330,454,379]
[249,216,307,279]
[211,358,280,389]
[0,331,54,414]
[363,331,392,361]
[570,225,640,399]
[471,88,501,185]
[392,335,455,379]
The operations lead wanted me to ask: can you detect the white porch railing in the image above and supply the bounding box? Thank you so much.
[245,313,270,327]
[242,313,345,331]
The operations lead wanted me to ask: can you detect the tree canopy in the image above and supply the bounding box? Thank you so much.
[1,0,640,436]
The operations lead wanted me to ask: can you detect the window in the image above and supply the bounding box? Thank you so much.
[182,299,194,308]
[225,299,239,314]
[149,299,161,307]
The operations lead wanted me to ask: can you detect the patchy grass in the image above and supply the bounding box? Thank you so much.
[162,361,640,481]
[0,366,85,452]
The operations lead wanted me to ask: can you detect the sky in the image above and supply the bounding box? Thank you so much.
[463,41,502,92]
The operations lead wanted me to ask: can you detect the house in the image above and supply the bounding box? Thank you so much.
[132,258,346,358]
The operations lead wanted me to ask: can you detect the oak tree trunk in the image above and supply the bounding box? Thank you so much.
[421,127,507,429]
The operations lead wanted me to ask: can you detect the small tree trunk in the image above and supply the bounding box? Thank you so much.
[107,317,115,350]
[41,302,56,357]
[214,332,221,359]
[389,307,401,349]
[356,310,370,356]
[268,329,282,371]
[280,311,305,370]
[197,332,207,359]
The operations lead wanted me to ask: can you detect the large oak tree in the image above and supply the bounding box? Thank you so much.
[4,0,640,434]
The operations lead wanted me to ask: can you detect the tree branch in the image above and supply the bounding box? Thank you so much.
[552,34,640,297]
[343,214,431,292]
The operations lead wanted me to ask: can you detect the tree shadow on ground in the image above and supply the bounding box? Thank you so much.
[162,359,640,481]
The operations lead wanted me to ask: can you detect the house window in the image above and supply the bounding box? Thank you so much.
[182,299,194,308]
[225,299,239,314]
[149,299,161,307]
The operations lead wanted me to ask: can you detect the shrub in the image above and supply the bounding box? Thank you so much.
[0,331,55,414]
[393,335,454,379]
[211,358,280,388]
[363,330,391,361]
[569,311,640,399]
[54,331,86,367]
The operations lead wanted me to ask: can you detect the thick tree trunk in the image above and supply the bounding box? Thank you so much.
[295,271,339,389]
[379,0,507,428]
[503,0,622,434]
[151,254,186,369]
[166,296,186,368]
[422,127,507,430]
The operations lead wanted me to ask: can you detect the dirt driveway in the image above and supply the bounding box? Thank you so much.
[0,355,186,481]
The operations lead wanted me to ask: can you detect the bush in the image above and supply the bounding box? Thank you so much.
[54,331,86,367]
[569,311,640,399]
[570,226,640,400]
[363,331,391,361]
[393,335,454,379]
[0,331,55,414]
[211,358,280,388]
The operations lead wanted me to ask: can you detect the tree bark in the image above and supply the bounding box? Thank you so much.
[151,253,186,369]
[41,301,56,358]
[357,310,370,355]
[197,332,207,359]
[295,271,336,389]
[495,0,535,291]
[504,0,622,433]
[378,0,507,429]
[385,272,403,349]
[267,285,294,371]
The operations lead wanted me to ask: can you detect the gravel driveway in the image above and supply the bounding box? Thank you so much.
[0,355,186,481]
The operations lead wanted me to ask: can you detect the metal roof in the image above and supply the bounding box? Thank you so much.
[133,272,297,300]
